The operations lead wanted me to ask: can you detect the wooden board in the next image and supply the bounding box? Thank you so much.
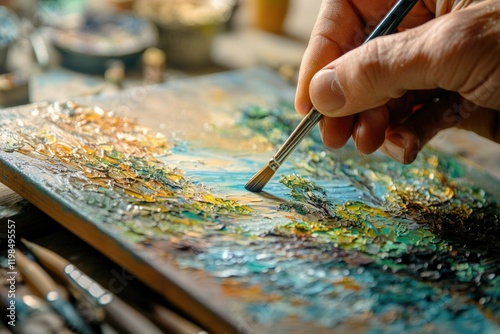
[1,68,499,333]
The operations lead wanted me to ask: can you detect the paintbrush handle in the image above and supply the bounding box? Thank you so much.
[63,264,163,334]
[16,252,94,334]
[245,0,420,192]
[272,0,418,169]
[104,298,164,334]
[365,0,419,42]
[271,108,323,169]
[47,297,95,334]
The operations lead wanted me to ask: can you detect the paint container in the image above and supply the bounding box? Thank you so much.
[248,0,289,34]
[0,71,29,107]
[49,12,157,73]
[135,0,235,68]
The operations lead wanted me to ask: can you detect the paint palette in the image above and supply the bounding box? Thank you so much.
[0,68,499,333]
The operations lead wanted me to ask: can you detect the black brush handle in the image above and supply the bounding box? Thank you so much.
[366,0,419,41]
[272,0,419,168]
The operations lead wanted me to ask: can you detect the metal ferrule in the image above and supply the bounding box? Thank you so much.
[268,158,280,171]
[64,264,114,307]
[272,108,323,166]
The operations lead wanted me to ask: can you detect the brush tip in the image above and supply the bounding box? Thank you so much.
[245,165,275,192]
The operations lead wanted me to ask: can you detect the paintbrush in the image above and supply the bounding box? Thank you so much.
[149,302,208,334]
[0,283,67,334]
[15,251,95,334]
[245,0,419,192]
[21,239,171,334]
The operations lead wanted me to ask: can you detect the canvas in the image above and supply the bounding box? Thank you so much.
[0,68,499,333]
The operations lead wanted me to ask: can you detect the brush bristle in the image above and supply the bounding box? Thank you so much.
[245,164,275,192]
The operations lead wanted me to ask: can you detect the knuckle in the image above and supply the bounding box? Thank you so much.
[429,5,500,92]
[353,38,393,97]
[460,68,500,110]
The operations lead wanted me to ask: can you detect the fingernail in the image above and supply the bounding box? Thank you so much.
[296,102,312,116]
[353,125,361,151]
[408,149,419,164]
[353,124,360,143]
[383,134,406,163]
[311,69,346,112]
[318,119,325,143]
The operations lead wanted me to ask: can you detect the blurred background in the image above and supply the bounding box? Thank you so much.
[0,0,321,107]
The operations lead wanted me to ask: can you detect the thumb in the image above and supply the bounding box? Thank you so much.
[309,1,500,117]
[309,25,431,117]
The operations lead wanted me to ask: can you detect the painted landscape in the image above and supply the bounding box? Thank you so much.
[0,68,498,333]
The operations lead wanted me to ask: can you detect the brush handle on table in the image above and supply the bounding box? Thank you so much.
[104,298,164,334]
[47,296,95,334]
[16,252,94,334]
[63,264,163,334]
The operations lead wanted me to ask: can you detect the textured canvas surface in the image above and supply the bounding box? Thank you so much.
[0,68,499,333]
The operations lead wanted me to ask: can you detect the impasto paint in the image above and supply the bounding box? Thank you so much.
[0,100,498,333]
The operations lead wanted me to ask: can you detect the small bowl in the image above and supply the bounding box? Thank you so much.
[49,11,157,73]
[156,21,223,68]
[135,0,235,68]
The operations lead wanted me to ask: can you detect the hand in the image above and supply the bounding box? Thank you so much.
[295,0,500,164]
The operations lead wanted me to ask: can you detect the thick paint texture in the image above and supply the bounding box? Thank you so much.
[0,101,499,333]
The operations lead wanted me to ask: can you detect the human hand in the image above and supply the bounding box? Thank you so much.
[295,0,500,164]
